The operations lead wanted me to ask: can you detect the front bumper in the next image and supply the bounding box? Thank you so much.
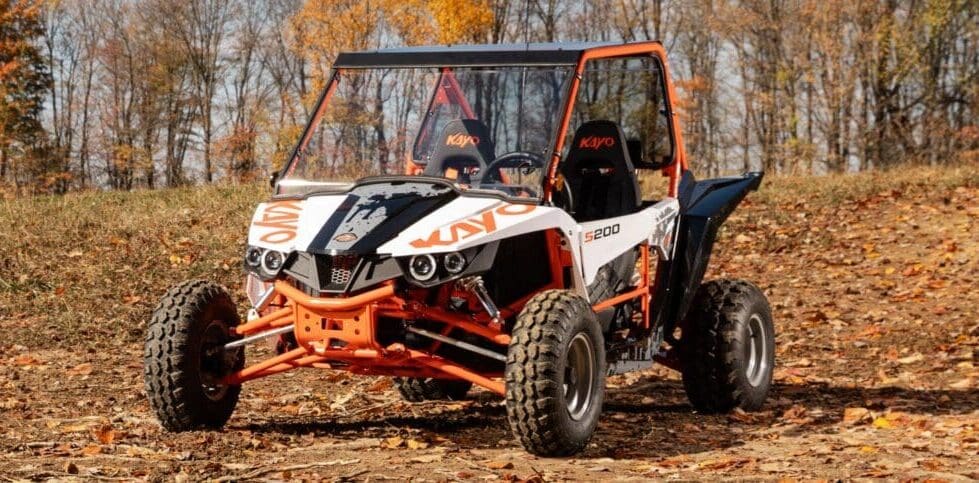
[222,280,508,394]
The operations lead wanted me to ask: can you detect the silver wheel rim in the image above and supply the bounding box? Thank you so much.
[745,314,769,387]
[563,333,595,421]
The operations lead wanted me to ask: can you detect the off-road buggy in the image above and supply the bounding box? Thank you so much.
[144,41,773,456]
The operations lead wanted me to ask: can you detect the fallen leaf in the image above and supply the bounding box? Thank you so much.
[13,354,40,366]
[61,423,96,433]
[485,460,514,470]
[729,407,758,423]
[381,436,404,449]
[949,378,974,389]
[68,363,94,376]
[872,417,892,429]
[80,444,102,456]
[787,358,813,368]
[406,438,429,450]
[843,407,871,425]
[759,462,790,472]
[699,457,752,471]
[781,405,810,423]
[408,454,442,463]
[896,353,923,365]
[94,424,116,444]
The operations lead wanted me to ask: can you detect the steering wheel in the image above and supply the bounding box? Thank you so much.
[480,151,546,185]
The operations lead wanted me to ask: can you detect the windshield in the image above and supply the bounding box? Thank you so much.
[279,66,572,199]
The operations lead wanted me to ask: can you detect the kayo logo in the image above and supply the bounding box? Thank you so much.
[410,204,536,248]
[578,136,615,150]
[253,200,302,244]
[445,133,480,148]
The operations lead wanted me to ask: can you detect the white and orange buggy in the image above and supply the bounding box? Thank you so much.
[144,41,773,456]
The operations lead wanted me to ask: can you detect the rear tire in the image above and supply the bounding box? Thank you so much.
[144,280,244,431]
[679,279,774,413]
[505,290,605,456]
[393,377,472,402]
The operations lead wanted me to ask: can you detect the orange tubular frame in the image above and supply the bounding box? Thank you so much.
[223,278,515,393]
[228,42,682,396]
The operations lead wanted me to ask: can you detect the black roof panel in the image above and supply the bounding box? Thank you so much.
[334,42,620,68]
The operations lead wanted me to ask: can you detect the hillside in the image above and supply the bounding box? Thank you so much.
[0,167,977,480]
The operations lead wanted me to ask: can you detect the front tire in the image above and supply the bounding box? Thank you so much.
[505,290,605,456]
[679,279,774,413]
[144,280,244,431]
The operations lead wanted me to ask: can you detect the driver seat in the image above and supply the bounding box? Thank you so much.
[560,120,641,222]
[423,119,495,184]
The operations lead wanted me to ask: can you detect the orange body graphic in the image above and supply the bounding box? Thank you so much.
[445,133,480,147]
[254,201,302,244]
[409,204,536,248]
[578,135,616,149]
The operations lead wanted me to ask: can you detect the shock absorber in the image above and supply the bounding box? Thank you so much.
[458,276,501,324]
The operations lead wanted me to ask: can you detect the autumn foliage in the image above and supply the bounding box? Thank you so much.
[1,1,977,194]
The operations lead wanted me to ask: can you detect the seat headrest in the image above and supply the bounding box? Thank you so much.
[423,119,496,178]
[562,120,637,175]
[560,120,641,220]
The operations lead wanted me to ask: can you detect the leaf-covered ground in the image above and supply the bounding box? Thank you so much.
[1,167,977,480]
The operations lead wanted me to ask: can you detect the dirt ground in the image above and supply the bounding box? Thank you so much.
[1,168,977,480]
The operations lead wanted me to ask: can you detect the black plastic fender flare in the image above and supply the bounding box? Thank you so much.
[651,170,764,341]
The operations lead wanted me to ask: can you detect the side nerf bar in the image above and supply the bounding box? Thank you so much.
[652,170,764,338]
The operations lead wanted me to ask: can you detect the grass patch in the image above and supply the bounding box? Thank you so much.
[1,164,975,346]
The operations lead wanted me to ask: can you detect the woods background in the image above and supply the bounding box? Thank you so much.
[0,0,976,194]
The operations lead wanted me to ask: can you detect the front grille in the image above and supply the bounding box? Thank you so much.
[329,255,357,286]
[283,252,362,293]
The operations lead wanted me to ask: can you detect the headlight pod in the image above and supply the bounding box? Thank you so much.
[244,246,263,268]
[443,252,467,274]
[408,254,437,281]
[244,245,289,279]
[405,251,469,284]
[262,250,285,272]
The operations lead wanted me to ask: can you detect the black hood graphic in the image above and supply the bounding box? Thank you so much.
[307,181,457,254]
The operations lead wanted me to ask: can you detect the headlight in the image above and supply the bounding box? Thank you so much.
[443,252,467,274]
[243,245,290,281]
[408,254,437,281]
[262,250,285,273]
[244,246,263,268]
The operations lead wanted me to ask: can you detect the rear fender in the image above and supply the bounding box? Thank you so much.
[651,170,764,335]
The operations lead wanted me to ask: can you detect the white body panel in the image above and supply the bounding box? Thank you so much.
[247,192,680,301]
[247,196,346,252]
[577,199,679,283]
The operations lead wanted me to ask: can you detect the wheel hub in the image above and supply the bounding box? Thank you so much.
[563,333,595,421]
[200,320,236,401]
[745,313,769,387]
